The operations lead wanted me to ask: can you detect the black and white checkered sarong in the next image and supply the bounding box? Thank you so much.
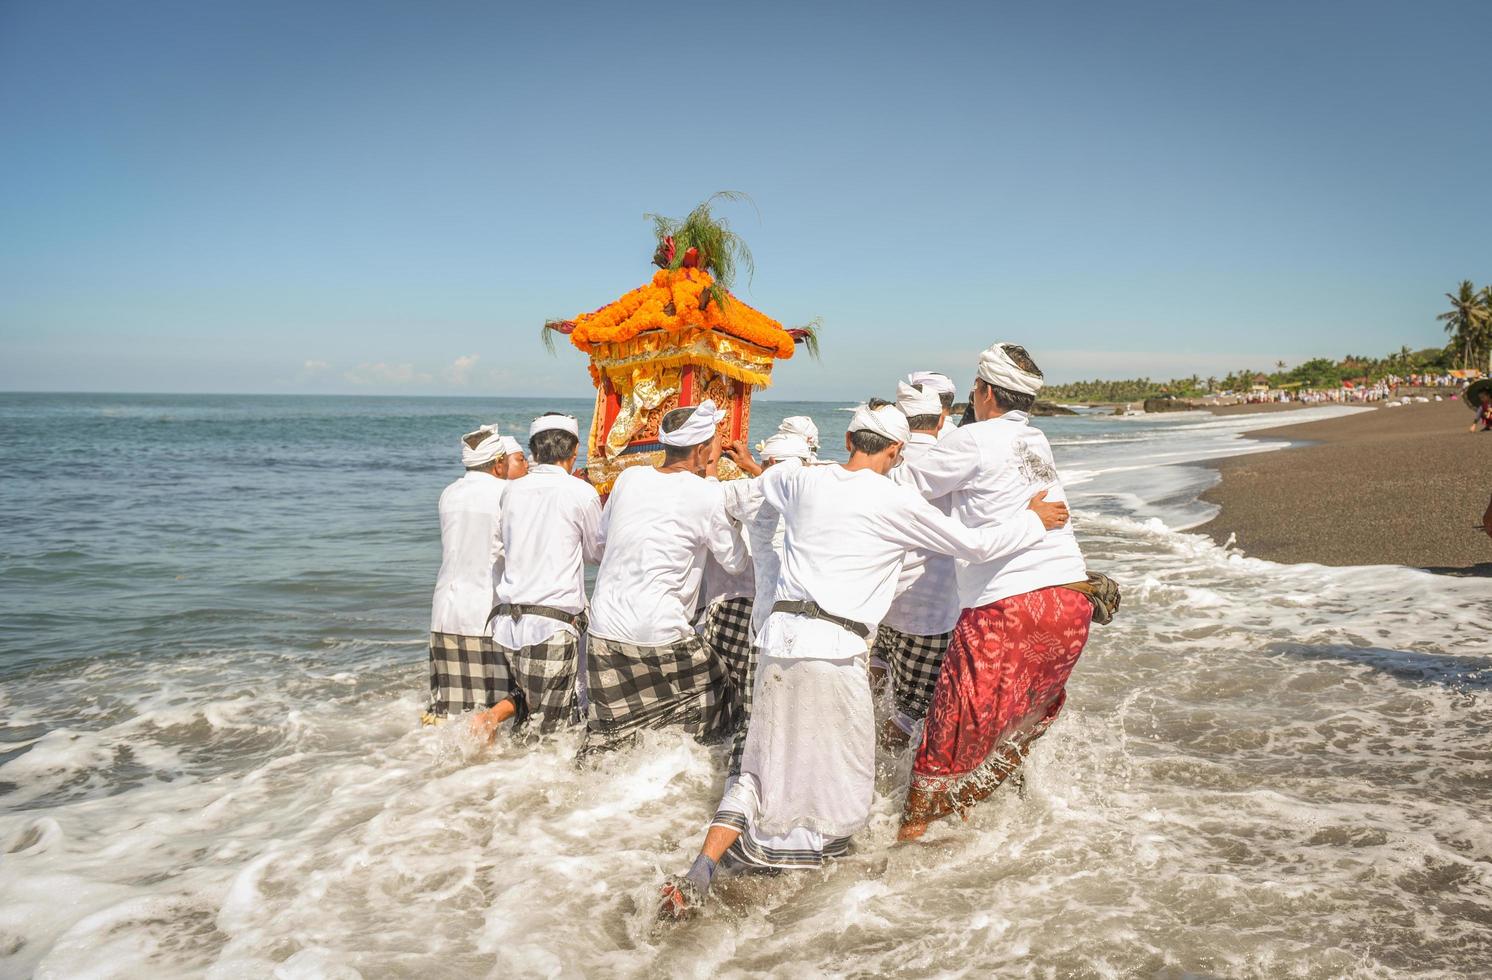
[428,631,511,716]
[582,633,736,753]
[701,597,755,772]
[496,631,580,734]
[873,624,952,726]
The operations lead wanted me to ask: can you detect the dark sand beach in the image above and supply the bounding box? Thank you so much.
[1197,400,1492,575]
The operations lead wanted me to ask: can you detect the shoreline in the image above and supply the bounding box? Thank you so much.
[1193,400,1492,576]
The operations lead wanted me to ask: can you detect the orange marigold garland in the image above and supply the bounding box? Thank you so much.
[567,267,795,358]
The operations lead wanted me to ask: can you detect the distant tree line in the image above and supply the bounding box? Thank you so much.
[1046,280,1490,402]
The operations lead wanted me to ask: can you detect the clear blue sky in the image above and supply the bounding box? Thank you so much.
[2,0,1488,399]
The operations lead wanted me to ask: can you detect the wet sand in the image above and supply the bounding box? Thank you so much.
[1197,400,1492,575]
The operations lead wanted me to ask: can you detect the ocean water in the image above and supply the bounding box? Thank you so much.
[1,393,1489,978]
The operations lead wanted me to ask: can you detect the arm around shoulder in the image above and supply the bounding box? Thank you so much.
[897,429,981,499]
[885,483,1046,563]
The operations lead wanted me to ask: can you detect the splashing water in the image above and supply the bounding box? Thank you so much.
[1,395,1488,977]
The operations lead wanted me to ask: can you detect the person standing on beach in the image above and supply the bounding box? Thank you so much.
[581,400,749,754]
[871,381,962,746]
[424,427,524,724]
[472,413,602,737]
[893,343,1093,841]
[657,404,1068,919]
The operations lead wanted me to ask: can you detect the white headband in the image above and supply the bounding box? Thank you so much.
[848,404,909,445]
[461,425,505,467]
[497,436,523,457]
[895,380,942,418]
[778,415,820,450]
[658,398,724,448]
[976,343,1043,396]
[906,371,956,396]
[529,414,579,439]
[757,432,813,462]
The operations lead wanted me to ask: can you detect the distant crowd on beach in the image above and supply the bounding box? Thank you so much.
[1237,372,1486,406]
[421,340,1118,921]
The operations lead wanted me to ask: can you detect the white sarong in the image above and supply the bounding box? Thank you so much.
[710,651,874,868]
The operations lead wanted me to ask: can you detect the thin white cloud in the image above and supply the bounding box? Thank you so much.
[302,359,329,373]
[484,366,520,386]
[343,362,433,386]
[446,354,479,386]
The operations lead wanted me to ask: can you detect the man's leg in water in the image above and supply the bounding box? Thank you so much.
[470,637,558,740]
[898,735,1034,841]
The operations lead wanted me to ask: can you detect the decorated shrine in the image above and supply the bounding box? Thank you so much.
[542,195,815,493]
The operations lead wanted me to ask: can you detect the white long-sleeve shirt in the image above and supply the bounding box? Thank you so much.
[883,432,961,635]
[719,461,802,636]
[897,410,1086,608]
[490,464,604,649]
[588,467,749,646]
[430,471,506,636]
[755,462,1046,660]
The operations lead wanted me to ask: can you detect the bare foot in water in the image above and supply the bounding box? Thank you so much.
[896,819,928,842]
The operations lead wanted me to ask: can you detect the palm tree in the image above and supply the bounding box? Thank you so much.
[1438,280,1489,369]
[1480,286,1492,373]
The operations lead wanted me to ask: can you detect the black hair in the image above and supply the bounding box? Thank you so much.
[660,405,711,465]
[938,391,955,410]
[528,413,579,465]
[978,344,1044,413]
[851,394,900,453]
[849,429,893,454]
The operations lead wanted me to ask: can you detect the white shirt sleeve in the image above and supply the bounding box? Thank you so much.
[705,504,750,575]
[720,478,763,524]
[697,481,747,574]
[882,485,1045,564]
[756,458,795,514]
[580,490,604,565]
[897,432,982,500]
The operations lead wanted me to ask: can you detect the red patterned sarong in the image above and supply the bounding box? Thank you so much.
[908,586,1092,810]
